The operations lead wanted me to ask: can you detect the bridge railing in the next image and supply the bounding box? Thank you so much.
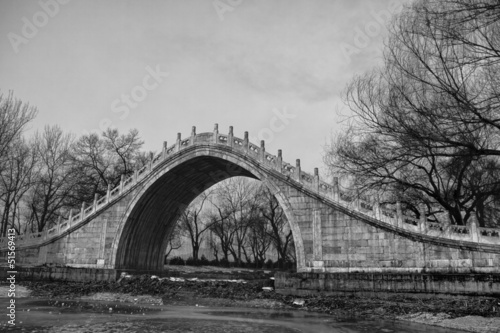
[0,124,499,250]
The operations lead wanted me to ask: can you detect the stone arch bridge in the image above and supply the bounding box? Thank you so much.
[1,125,499,294]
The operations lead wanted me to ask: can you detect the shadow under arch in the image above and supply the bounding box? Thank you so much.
[112,149,305,272]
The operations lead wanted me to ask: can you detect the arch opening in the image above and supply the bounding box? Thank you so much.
[114,155,303,272]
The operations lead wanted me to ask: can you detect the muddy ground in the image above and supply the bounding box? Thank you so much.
[15,266,500,333]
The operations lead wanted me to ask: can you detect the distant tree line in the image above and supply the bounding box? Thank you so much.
[167,177,296,270]
[325,0,500,228]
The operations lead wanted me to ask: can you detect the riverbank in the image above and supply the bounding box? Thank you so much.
[15,266,500,332]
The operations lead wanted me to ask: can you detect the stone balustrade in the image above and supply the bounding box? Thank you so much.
[0,124,498,250]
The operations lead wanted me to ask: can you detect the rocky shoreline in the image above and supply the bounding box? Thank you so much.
[13,267,500,333]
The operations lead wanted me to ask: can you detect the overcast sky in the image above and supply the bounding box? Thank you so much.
[0,0,407,177]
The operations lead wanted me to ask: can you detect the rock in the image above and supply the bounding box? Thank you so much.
[293,299,305,306]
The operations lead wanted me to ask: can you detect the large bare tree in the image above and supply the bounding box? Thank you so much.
[326,0,500,227]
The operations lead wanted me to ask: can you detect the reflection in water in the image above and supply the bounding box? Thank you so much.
[0,298,469,333]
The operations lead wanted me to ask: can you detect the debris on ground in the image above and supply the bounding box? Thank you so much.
[293,299,305,306]
[21,273,499,319]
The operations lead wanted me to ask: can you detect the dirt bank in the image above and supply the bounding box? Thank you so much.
[16,266,500,332]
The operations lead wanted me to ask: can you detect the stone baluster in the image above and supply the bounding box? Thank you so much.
[162,141,168,159]
[119,174,125,193]
[294,159,302,183]
[134,169,139,183]
[373,198,381,220]
[228,126,234,147]
[469,213,479,242]
[419,204,427,233]
[106,184,111,203]
[396,201,403,228]
[149,152,154,171]
[354,188,361,210]
[57,216,62,234]
[68,209,73,226]
[260,140,265,162]
[313,168,320,192]
[190,126,196,145]
[176,133,181,152]
[213,123,219,143]
[81,202,86,220]
[93,193,98,212]
[243,131,249,150]
[276,149,283,172]
[332,177,339,201]
[443,214,452,237]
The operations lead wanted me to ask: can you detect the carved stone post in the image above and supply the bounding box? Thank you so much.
[106,184,111,203]
[276,149,283,172]
[419,204,427,233]
[228,126,234,147]
[213,123,219,144]
[355,188,361,210]
[243,131,249,150]
[93,193,98,212]
[81,202,86,220]
[313,168,320,192]
[396,201,403,228]
[373,196,381,220]
[190,126,196,145]
[469,213,479,242]
[119,174,125,193]
[176,133,181,152]
[162,141,168,159]
[332,177,339,201]
[294,159,302,182]
[57,216,62,234]
[260,140,265,162]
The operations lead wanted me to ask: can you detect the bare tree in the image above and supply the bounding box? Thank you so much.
[71,128,145,201]
[164,223,182,261]
[326,0,500,227]
[0,137,37,236]
[178,191,214,261]
[213,177,260,265]
[257,186,294,266]
[26,125,78,232]
[207,203,235,263]
[0,91,37,174]
[246,207,272,268]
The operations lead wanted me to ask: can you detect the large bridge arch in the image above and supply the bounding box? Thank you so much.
[111,145,306,271]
